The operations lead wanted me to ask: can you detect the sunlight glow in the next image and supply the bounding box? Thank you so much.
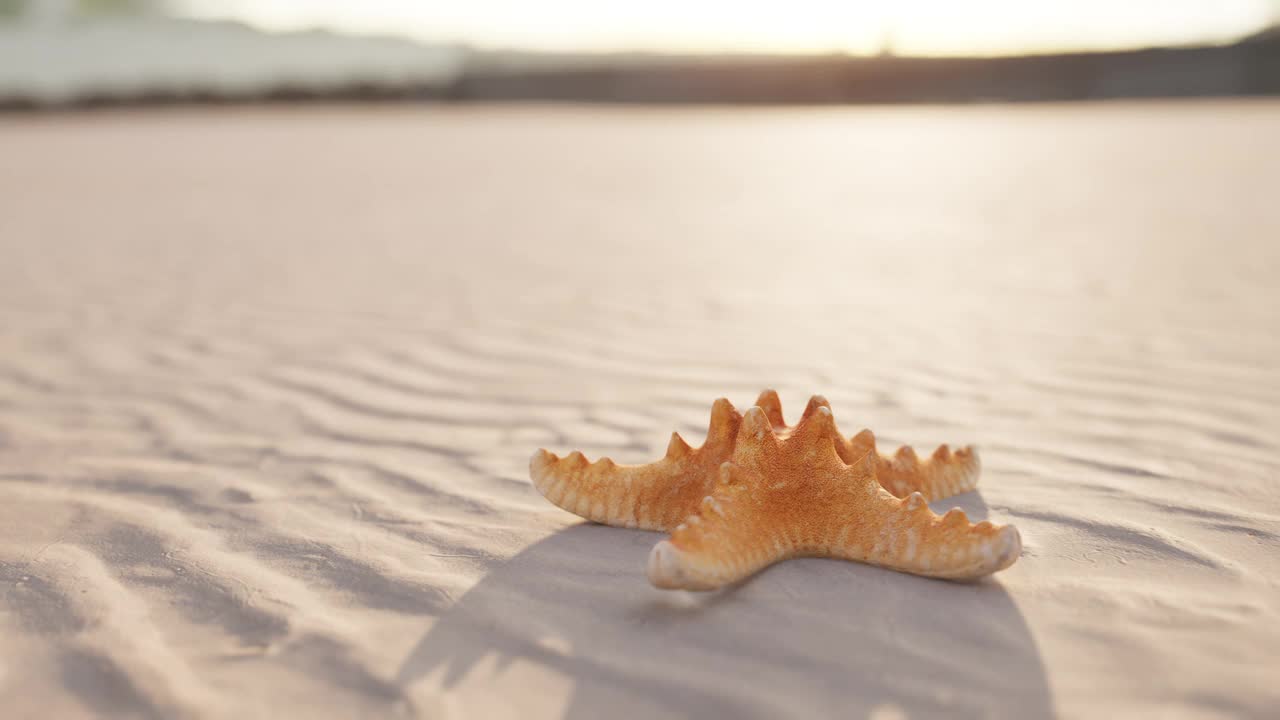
[173,0,1277,56]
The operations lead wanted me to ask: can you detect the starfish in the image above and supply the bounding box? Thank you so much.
[644,405,1021,589]
[530,392,1019,588]
[529,390,980,533]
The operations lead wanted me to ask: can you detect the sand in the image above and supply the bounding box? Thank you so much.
[1,101,1278,719]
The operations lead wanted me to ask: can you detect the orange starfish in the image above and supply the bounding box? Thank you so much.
[645,405,1021,589]
[529,391,1019,588]
[529,390,979,533]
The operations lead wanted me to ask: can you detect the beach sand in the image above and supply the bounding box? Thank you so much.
[1,101,1278,719]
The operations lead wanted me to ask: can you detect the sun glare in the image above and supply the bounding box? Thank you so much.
[173,0,1276,56]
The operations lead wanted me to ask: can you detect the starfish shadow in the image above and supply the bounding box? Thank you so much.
[930,489,992,521]
[396,503,1053,719]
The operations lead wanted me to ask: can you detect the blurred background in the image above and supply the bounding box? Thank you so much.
[2,0,1279,107]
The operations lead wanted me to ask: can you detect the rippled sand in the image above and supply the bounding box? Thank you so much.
[1,102,1278,719]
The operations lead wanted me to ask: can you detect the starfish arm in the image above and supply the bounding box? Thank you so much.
[843,429,981,501]
[824,487,1021,580]
[529,398,744,531]
[647,464,784,590]
[530,442,696,531]
[648,467,1019,589]
[795,396,980,501]
[648,407,850,590]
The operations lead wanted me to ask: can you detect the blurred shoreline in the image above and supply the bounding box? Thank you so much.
[1,17,1278,111]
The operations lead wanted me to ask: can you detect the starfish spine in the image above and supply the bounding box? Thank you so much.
[530,390,983,538]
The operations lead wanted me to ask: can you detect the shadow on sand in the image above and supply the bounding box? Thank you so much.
[396,492,1052,718]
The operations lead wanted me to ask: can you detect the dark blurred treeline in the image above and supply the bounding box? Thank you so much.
[3,24,1278,110]
[447,29,1280,104]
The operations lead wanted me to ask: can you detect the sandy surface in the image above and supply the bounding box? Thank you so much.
[1,102,1278,719]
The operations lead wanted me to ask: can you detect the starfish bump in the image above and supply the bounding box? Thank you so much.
[529,390,980,533]
[646,406,1021,590]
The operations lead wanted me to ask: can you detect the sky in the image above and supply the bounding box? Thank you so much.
[172,0,1280,56]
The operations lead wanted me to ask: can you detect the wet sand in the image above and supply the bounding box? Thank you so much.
[1,101,1278,719]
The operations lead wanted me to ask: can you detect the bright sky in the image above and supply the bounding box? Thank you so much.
[173,0,1278,56]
